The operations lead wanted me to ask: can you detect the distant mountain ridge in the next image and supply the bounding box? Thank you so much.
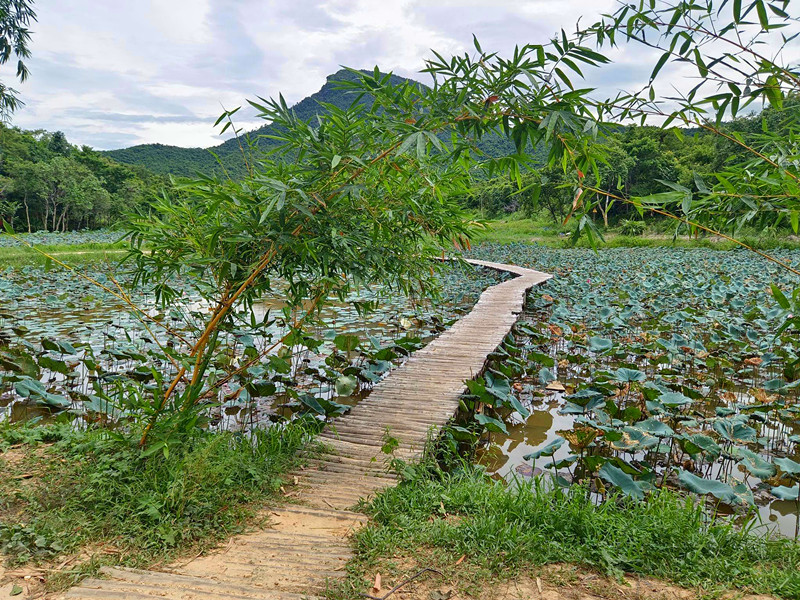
[103,69,413,177]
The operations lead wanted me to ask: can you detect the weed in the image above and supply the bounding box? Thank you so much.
[0,421,311,577]
[353,464,800,599]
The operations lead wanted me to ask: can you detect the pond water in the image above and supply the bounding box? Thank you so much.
[465,245,800,538]
[0,260,506,427]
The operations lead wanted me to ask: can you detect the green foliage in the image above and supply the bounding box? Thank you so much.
[357,465,800,598]
[576,1,800,240]
[0,125,164,231]
[618,219,646,236]
[0,0,36,118]
[0,421,309,566]
[124,67,487,438]
[465,242,800,536]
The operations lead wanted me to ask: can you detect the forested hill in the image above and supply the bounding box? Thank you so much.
[104,69,418,177]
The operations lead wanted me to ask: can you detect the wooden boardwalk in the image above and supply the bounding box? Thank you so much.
[63,259,551,600]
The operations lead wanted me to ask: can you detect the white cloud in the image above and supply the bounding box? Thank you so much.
[9,0,798,150]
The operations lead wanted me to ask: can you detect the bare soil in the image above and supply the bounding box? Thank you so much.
[359,560,775,600]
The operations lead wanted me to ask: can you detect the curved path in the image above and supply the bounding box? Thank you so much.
[63,259,551,600]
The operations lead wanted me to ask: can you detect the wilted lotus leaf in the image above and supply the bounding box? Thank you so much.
[561,426,598,450]
[609,426,659,452]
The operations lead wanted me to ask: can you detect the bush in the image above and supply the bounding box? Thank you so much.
[619,219,647,236]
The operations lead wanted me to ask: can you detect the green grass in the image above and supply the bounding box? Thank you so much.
[0,241,129,266]
[477,214,800,251]
[0,422,310,589]
[347,463,800,599]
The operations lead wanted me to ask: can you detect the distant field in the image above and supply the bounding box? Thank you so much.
[477,216,800,251]
[0,230,128,266]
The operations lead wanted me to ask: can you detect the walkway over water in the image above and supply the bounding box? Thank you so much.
[64,259,552,600]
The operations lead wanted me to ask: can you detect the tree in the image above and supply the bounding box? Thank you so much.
[0,124,161,230]
[589,137,633,226]
[578,0,800,243]
[8,159,43,231]
[0,0,36,120]
[127,90,479,442]
[47,130,71,156]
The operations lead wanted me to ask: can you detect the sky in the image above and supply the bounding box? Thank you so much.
[5,0,794,151]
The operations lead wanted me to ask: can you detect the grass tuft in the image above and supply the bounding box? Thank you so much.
[0,422,309,585]
[353,465,800,599]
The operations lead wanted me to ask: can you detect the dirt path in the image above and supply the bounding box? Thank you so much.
[60,259,552,600]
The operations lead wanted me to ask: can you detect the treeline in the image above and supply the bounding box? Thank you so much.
[0,126,165,232]
[463,100,797,226]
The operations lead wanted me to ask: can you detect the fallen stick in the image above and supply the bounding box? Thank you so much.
[362,568,443,600]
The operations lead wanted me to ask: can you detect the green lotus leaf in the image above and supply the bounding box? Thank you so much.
[677,469,742,504]
[538,367,556,385]
[588,337,613,352]
[523,436,565,460]
[333,334,361,352]
[658,392,693,408]
[681,434,721,459]
[335,374,358,397]
[14,378,70,408]
[485,371,512,401]
[774,457,800,475]
[771,484,800,501]
[564,388,605,407]
[713,419,757,444]
[632,419,674,438]
[731,447,776,479]
[612,368,646,382]
[474,413,508,435]
[598,462,645,500]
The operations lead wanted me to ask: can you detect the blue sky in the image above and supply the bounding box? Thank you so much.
[9,0,787,151]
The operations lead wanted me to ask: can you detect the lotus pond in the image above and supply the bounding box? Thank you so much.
[460,244,800,538]
[0,259,506,427]
[0,229,123,247]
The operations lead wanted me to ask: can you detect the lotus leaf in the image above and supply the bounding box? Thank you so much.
[588,337,613,352]
[538,367,556,385]
[609,427,659,452]
[774,457,800,476]
[632,419,674,438]
[475,413,508,434]
[598,462,646,500]
[613,368,646,382]
[731,447,776,479]
[771,484,800,501]
[677,469,743,505]
[523,436,565,460]
[658,392,693,408]
[713,419,757,444]
[335,375,358,397]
